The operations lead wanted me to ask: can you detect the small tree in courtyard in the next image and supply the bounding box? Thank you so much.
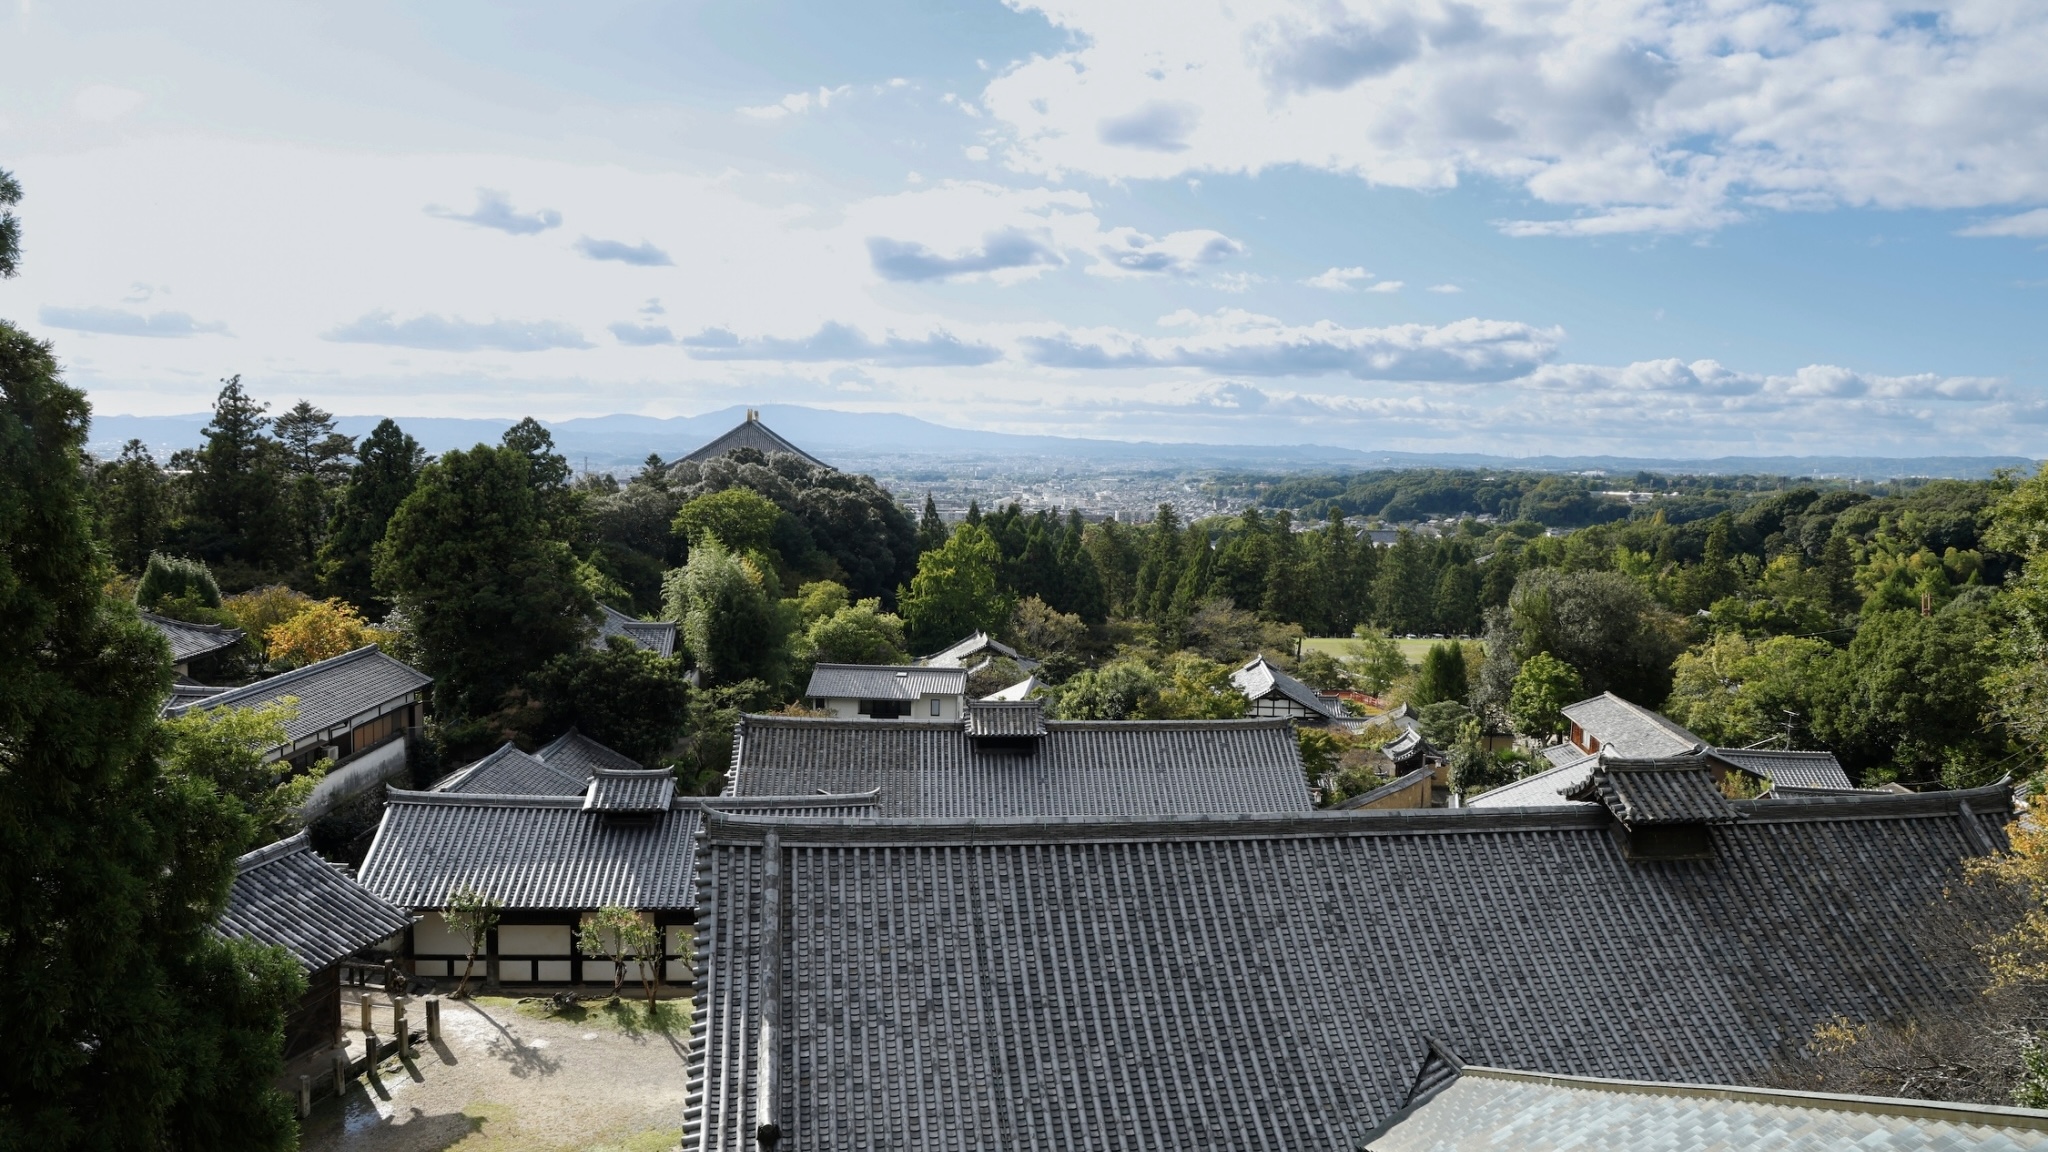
[447,885,502,998]
[580,905,657,1004]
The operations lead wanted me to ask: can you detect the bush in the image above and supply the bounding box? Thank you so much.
[136,552,222,612]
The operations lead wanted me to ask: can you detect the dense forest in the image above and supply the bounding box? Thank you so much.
[91,373,2045,802]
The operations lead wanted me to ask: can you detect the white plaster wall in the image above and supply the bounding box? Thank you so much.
[300,736,408,818]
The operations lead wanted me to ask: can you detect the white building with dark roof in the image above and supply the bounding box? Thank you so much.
[1231,653,1349,725]
[1560,691,1705,759]
[803,663,967,720]
[164,645,432,817]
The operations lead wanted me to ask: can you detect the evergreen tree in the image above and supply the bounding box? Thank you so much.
[1480,545,1520,610]
[272,400,355,570]
[136,552,223,614]
[501,416,581,539]
[1084,518,1140,617]
[1261,510,1310,624]
[1414,641,1469,706]
[320,418,424,615]
[527,640,691,764]
[1171,531,1215,619]
[662,538,785,686]
[93,439,170,574]
[1133,503,1182,623]
[1432,563,1482,635]
[963,499,982,526]
[0,166,19,278]
[1057,510,1109,625]
[374,443,596,720]
[180,376,286,576]
[0,320,299,1149]
[916,493,949,554]
[1373,529,1435,634]
[1212,508,1272,609]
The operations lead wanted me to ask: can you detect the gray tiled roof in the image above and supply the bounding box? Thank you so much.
[963,700,1047,738]
[1571,757,1739,824]
[584,768,677,812]
[1466,755,1598,808]
[1382,728,1429,761]
[537,728,644,775]
[358,789,879,911]
[919,632,1037,671]
[1231,653,1344,720]
[434,743,588,796]
[679,414,826,468]
[142,611,245,663]
[163,645,431,746]
[688,783,2013,1152]
[1560,692,1704,758]
[596,604,678,658]
[165,679,231,710]
[1709,747,1855,791]
[1541,742,1594,768]
[1334,766,1437,810]
[803,663,966,701]
[1364,1060,2048,1151]
[217,832,412,971]
[727,715,1314,817]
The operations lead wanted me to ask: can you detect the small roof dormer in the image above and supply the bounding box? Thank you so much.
[1566,754,1737,861]
[584,767,677,819]
[964,700,1046,754]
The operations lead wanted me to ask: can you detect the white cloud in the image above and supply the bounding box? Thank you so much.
[1427,284,1462,294]
[739,85,852,120]
[1305,266,1372,290]
[981,0,2048,234]
[1365,280,1403,294]
[1959,209,2048,238]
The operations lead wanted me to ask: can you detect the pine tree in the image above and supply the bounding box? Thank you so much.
[1133,503,1182,624]
[1261,510,1308,625]
[916,493,949,554]
[1057,510,1109,625]
[1374,529,1435,634]
[320,418,424,615]
[0,320,300,1149]
[374,443,596,720]
[93,439,170,574]
[272,400,355,571]
[181,376,286,576]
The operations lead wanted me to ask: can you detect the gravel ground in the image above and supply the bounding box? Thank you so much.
[300,994,689,1152]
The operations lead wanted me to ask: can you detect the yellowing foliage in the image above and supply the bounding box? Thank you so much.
[264,598,393,666]
[1969,817,2048,991]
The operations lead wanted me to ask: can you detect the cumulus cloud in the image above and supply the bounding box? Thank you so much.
[1366,280,1404,294]
[1305,267,1373,290]
[682,322,1003,367]
[1427,284,1462,294]
[609,322,676,346]
[575,236,674,266]
[424,189,562,235]
[867,229,1065,282]
[1094,227,1242,277]
[1021,310,1559,382]
[323,311,590,351]
[40,305,227,338]
[1098,101,1201,152]
[983,0,2048,234]
[1523,358,2004,404]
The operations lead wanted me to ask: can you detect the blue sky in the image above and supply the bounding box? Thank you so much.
[1,0,2045,455]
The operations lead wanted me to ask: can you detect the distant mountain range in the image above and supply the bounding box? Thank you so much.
[87,404,2037,480]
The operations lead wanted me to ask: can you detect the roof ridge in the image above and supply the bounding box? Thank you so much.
[233,829,311,872]
[165,643,413,713]
[704,806,1615,845]
[385,787,590,809]
[1455,1066,2048,1131]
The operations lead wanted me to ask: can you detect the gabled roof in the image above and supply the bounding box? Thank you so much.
[217,832,412,971]
[1231,653,1345,720]
[688,784,2014,1152]
[803,663,966,701]
[963,700,1047,738]
[584,768,677,812]
[1540,742,1594,768]
[679,411,827,468]
[165,679,231,711]
[142,611,244,663]
[1708,747,1856,791]
[979,675,1041,702]
[433,743,588,797]
[727,714,1314,817]
[1382,728,1430,761]
[1559,692,1703,758]
[1362,1056,2048,1151]
[918,631,1037,671]
[359,789,880,911]
[1568,756,1739,825]
[536,728,644,776]
[595,604,678,658]
[162,645,431,746]
[1465,755,1598,809]
[1334,766,1437,810]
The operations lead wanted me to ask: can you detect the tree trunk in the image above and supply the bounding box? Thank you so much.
[455,950,476,998]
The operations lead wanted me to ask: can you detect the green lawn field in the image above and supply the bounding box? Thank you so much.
[1301,636,1481,664]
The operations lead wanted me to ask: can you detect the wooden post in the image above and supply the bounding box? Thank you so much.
[426,997,441,1042]
[332,1049,347,1096]
[359,995,372,1036]
[298,1075,311,1119]
[394,1004,410,1059]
